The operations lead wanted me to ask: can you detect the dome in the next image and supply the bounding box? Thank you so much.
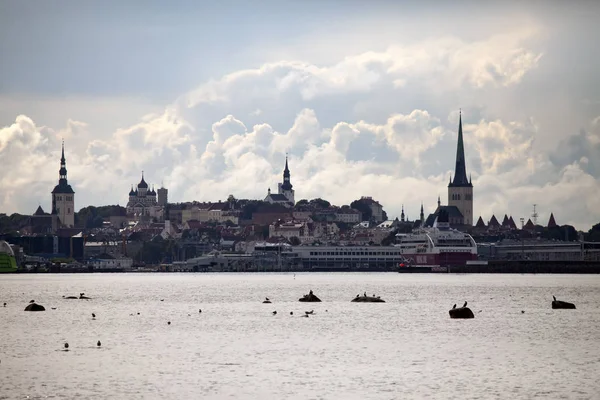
[137,173,148,189]
[129,186,136,196]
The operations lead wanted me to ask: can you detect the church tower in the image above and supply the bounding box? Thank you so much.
[51,141,75,227]
[447,111,473,226]
[277,155,295,204]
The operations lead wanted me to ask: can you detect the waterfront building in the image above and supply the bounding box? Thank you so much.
[51,142,75,227]
[126,173,165,222]
[265,156,295,207]
[478,240,600,262]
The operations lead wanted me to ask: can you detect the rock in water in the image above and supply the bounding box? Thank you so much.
[299,293,322,302]
[24,303,46,312]
[449,306,474,319]
[351,296,385,303]
[552,299,576,309]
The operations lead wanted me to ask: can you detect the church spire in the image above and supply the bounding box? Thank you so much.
[281,154,293,191]
[450,109,471,187]
[59,140,67,181]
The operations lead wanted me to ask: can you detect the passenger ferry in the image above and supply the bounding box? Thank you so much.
[395,217,477,271]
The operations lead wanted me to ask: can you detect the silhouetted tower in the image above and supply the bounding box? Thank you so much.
[51,141,75,227]
[447,110,473,225]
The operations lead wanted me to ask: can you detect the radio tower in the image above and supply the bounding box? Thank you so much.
[531,204,538,226]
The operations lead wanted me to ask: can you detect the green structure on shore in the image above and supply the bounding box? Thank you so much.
[0,240,17,273]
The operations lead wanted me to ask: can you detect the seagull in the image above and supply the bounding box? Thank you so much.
[265,297,270,301]
[29,300,35,303]
[452,304,456,309]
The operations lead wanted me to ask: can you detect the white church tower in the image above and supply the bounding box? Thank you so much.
[277,156,295,204]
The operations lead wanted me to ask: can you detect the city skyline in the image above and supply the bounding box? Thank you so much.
[1,2,599,229]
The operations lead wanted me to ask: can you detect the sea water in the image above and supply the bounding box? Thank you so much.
[0,273,599,399]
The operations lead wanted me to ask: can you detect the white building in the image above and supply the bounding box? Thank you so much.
[265,156,295,207]
[269,220,313,243]
[126,173,165,222]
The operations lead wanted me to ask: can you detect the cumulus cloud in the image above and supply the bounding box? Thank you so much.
[0,27,598,230]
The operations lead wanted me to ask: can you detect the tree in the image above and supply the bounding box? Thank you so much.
[350,199,372,222]
[240,201,262,220]
[309,198,331,209]
[585,223,600,241]
[381,230,398,246]
[289,236,301,246]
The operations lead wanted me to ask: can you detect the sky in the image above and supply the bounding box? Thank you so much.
[1,1,599,230]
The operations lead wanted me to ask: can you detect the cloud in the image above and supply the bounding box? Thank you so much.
[0,27,598,230]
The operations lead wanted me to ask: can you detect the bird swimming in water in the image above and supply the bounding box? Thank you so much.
[463,301,467,307]
[160,299,164,302]
[3,303,6,307]
[97,340,101,347]
[290,311,293,315]
[199,309,202,313]
[64,343,69,350]
[272,311,277,315]
[452,304,456,309]
[92,313,96,318]
[167,321,171,325]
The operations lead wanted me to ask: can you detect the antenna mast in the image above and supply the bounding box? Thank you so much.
[531,204,538,226]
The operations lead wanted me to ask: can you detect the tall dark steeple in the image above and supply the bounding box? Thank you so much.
[51,140,75,226]
[59,140,68,183]
[281,155,293,191]
[52,141,74,196]
[449,110,471,187]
